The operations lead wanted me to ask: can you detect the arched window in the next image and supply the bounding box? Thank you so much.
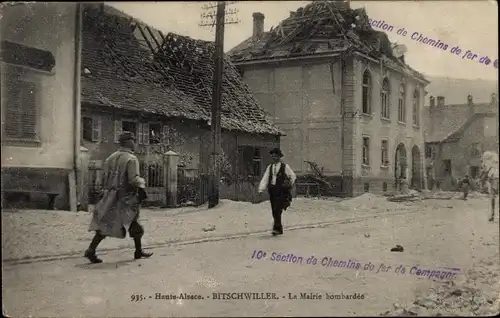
[381,78,390,119]
[398,83,406,123]
[362,70,372,114]
[412,90,420,126]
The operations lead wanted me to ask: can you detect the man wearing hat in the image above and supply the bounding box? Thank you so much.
[258,148,297,235]
[84,131,153,263]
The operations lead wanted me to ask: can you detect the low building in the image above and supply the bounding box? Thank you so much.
[424,94,499,190]
[80,5,282,205]
[229,1,429,196]
[1,3,82,210]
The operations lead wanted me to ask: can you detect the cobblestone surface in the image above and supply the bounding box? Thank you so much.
[2,194,417,261]
[3,195,498,317]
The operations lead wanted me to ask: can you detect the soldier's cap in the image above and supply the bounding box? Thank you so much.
[119,131,136,143]
[269,147,283,158]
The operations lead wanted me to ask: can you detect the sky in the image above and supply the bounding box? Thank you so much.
[109,0,499,81]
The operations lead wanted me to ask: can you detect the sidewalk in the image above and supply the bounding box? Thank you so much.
[1,194,425,261]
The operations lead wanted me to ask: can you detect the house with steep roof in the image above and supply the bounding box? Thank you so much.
[80,4,283,205]
[1,3,82,210]
[423,94,499,190]
[229,0,429,196]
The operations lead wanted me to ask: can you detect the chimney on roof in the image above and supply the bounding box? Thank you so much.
[429,96,435,108]
[467,94,473,107]
[492,93,498,105]
[252,12,265,41]
[437,96,445,107]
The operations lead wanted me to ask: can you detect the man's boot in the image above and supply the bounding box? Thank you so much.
[85,232,105,264]
[133,236,153,259]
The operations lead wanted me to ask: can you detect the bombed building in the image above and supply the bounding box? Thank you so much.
[229,0,430,196]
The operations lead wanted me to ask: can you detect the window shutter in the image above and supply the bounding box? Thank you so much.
[20,81,37,139]
[4,80,22,138]
[4,80,37,140]
[142,123,150,145]
[137,123,143,144]
[162,125,169,144]
[92,116,102,141]
[114,119,122,143]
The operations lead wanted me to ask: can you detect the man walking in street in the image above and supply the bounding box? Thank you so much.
[84,131,153,263]
[258,148,296,236]
[459,174,471,200]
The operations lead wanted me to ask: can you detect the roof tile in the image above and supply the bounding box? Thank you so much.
[81,5,283,136]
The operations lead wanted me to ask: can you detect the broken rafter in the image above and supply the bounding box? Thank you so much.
[136,24,156,55]
[145,25,162,52]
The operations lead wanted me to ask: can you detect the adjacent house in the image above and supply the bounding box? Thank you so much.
[80,5,283,205]
[1,3,82,210]
[229,1,429,196]
[423,94,499,190]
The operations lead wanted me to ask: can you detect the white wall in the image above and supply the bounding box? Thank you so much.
[1,3,78,169]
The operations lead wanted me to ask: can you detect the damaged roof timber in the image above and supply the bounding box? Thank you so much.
[81,4,284,136]
[229,0,427,82]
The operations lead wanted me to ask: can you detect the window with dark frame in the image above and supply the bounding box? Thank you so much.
[381,78,390,119]
[238,146,262,177]
[149,123,162,144]
[82,115,102,142]
[252,148,261,177]
[443,160,451,175]
[381,139,389,166]
[412,90,420,126]
[122,121,137,135]
[470,166,479,178]
[398,83,406,123]
[82,117,93,141]
[362,137,370,165]
[362,70,372,114]
[4,78,38,141]
[425,145,432,158]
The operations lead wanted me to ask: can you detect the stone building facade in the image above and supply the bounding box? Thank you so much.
[229,1,429,196]
[424,94,499,190]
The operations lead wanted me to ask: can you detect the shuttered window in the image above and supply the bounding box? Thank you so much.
[114,120,122,143]
[162,125,170,145]
[138,123,149,145]
[4,79,38,140]
[82,115,102,142]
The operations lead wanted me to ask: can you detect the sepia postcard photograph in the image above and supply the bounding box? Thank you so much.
[1,0,498,316]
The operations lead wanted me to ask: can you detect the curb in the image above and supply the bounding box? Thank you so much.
[2,209,421,266]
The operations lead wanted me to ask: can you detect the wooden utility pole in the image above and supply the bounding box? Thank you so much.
[199,1,239,208]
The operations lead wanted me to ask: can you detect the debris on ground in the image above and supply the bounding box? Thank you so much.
[202,225,216,232]
[380,253,500,316]
[390,245,404,252]
[387,194,420,202]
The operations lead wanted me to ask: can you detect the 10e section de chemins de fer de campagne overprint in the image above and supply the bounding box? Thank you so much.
[368,18,498,68]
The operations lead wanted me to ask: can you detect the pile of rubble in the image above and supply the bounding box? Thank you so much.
[381,254,500,316]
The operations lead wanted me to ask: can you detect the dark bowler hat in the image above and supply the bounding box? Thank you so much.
[269,148,284,158]
[119,131,136,144]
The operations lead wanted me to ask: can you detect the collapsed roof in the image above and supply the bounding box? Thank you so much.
[229,0,427,81]
[81,4,283,136]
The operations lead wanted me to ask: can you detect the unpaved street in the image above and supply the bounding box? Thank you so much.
[3,195,498,317]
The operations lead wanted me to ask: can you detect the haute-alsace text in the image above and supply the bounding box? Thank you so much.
[130,293,204,302]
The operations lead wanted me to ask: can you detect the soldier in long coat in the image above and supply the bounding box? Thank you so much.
[258,148,297,236]
[84,132,153,263]
[480,151,499,222]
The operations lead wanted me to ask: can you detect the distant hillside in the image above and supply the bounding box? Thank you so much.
[424,76,498,106]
